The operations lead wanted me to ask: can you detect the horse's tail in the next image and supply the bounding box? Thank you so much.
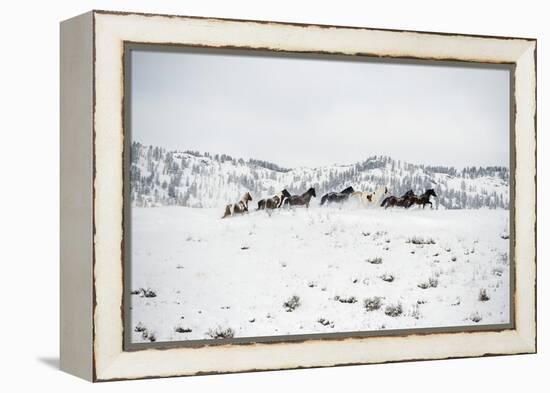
[380,196,390,207]
[320,194,328,206]
[257,200,265,211]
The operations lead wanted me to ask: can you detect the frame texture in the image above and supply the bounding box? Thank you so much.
[60,10,536,381]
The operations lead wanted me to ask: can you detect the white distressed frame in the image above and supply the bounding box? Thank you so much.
[61,10,536,381]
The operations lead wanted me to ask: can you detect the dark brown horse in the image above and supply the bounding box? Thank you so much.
[222,192,252,218]
[380,190,415,209]
[406,189,437,209]
[257,189,291,210]
[283,187,316,208]
[320,186,355,206]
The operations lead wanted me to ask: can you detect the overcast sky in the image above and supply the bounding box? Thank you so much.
[131,49,510,169]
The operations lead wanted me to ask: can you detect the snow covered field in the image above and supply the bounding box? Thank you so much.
[129,205,510,343]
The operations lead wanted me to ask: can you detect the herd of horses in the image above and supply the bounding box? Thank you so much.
[222,186,437,218]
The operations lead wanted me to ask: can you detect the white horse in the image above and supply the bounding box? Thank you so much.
[350,186,389,207]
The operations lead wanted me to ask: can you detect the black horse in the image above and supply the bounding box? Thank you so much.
[320,186,355,206]
[283,187,316,208]
[380,190,415,209]
[406,189,437,209]
[257,189,291,210]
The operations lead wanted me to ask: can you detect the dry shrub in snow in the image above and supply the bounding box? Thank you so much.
[419,276,439,289]
[334,295,357,304]
[478,288,490,302]
[207,326,235,339]
[134,322,156,342]
[317,318,334,327]
[498,252,509,266]
[384,303,403,317]
[366,257,383,264]
[380,273,395,282]
[492,267,504,276]
[174,326,192,333]
[407,236,436,245]
[140,329,156,342]
[470,312,483,323]
[409,304,422,320]
[131,288,157,298]
[363,296,383,311]
[283,295,301,312]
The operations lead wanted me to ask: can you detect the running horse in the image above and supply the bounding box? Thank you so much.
[350,186,389,207]
[222,192,253,218]
[380,190,415,209]
[406,189,437,209]
[257,189,291,210]
[320,186,355,206]
[283,187,316,208]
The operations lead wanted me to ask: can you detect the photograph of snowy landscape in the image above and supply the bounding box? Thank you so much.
[127,48,512,345]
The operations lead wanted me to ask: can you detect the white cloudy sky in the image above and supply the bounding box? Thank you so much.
[131,48,510,169]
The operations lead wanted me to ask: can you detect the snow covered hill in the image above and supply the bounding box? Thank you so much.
[130,142,509,209]
[130,206,510,343]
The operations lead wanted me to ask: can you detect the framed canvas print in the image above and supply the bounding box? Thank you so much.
[60,10,537,381]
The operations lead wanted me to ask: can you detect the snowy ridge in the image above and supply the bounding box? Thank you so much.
[130,207,510,342]
[130,142,509,209]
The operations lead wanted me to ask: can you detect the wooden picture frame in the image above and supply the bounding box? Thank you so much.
[60,10,536,381]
